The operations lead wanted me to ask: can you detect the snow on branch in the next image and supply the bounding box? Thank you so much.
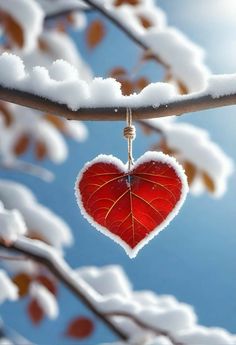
[0,202,27,243]
[29,282,58,319]
[0,237,129,341]
[141,119,234,197]
[0,180,73,250]
[0,269,18,304]
[1,237,236,345]
[0,0,43,52]
[83,0,209,92]
[0,53,236,120]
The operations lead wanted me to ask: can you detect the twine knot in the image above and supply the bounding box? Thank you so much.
[123,125,136,140]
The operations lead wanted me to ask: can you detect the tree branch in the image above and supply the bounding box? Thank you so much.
[82,0,167,67]
[0,159,54,182]
[0,237,128,342]
[106,312,183,345]
[0,237,185,345]
[0,85,236,121]
[45,4,91,21]
[0,237,128,340]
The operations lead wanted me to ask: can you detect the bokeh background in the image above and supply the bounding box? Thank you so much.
[1,0,236,343]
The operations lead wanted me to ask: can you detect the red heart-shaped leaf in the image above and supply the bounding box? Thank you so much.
[75,152,188,258]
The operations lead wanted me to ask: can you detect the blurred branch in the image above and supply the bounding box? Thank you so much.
[106,311,183,345]
[82,0,167,67]
[0,237,128,342]
[45,5,91,21]
[0,253,27,261]
[0,85,236,121]
[0,159,54,182]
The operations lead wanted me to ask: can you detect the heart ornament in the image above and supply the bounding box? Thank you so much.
[75,151,188,258]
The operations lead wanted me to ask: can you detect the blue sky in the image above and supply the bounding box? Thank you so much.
[1,1,236,344]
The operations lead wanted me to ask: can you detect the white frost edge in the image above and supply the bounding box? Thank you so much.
[75,151,188,259]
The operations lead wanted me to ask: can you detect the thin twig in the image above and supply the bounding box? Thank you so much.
[0,237,128,341]
[45,5,91,21]
[0,85,236,121]
[0,254,27,261]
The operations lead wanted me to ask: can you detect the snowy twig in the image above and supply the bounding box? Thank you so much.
[106,311,184,345]
[82,0,167,67]
[0,253,27,261]
[0,237,129,341]
[0,159,54,182]
[0,85,236,121]
[45,4,91,21]
[0,237,187,345]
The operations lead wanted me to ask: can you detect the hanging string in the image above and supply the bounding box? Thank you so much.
[123,108,136,171]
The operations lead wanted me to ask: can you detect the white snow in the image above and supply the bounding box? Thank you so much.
[87,0,209,93]
[49,60,79,82]
[30,282,58,319]
[0,53,235,111]
[76,266,132,297]
[0,0,43,52]
[0,269,18,304]
[0,339,13,345]
[143,27,209,92]
[207,74,236,98]
[9,237,236,345]
[0,180,73,249]
[37,0,88,16]
[145,119,234,197]
[0,102,87,164]
[0,202,27,242]
[75,151,188,258]
[176,325,236,345]
[21,31,92,82]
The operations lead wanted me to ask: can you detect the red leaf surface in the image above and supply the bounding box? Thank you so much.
[76,152,188,258]
[65,317,94,339]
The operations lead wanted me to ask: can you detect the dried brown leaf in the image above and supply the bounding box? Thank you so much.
[114,0,140,6]
[35,141,47,160]
[44,114,65,132]
[120,79,134,95]
[109,67,127,78]
[65,317,94,339]
[202,172,215,193]
[13,273,32,298]
[13,134,30,156]
[177,80,189,95]
[27,299,44,325]
[138,15,153,29]
[2,13,24,48]
[86,19,106,49]
[135,77,149,91]
[141,50,156,62]
[0,102,13,126]
[159,139,178,156]
[36,275,57,296]
[183,161,197,186]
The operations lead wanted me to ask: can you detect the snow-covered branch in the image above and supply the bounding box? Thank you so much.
[0,236,190,345]
[1,83,236,121]
[82,0,167,67]
[104,311,184,345]
[0,237,128,341]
